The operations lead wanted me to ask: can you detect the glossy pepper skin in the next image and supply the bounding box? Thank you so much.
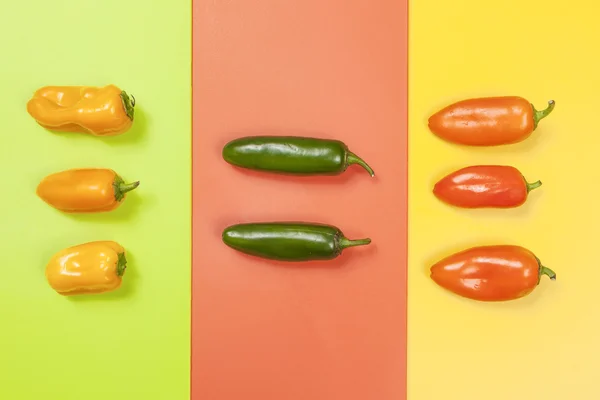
[27,84,135,136]
[46,241,127,296]
[222,222,372,261]
[222,136,375,176]
[428,96,555,146]
[36,168,139,213]
[433,165,541,208]
[430,245,556,301]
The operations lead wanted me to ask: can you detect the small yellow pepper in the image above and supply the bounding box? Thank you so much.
[46,241,127,296]
[36,168,139,213]
[26,84,135,136]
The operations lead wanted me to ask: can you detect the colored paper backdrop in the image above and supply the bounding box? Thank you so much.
[2,0,600,399]
[408,1,600,399]
[192,1,407,399]
[0,1,191,399]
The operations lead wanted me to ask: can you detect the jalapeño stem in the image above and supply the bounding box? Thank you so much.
[346,151,375,177]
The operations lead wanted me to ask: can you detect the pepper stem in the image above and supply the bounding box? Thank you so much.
[527,180,542,193]
[532,100,555,129]
[346,151,375,177]
[535,255,556,283]
[116,252,127,277]
[339,237,372,249]
[120,91,136,121]
[113,175,140,202]
[541,266,556,280]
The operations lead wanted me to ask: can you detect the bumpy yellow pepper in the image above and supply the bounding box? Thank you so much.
[27,84,135,136]
[46,241,127,296]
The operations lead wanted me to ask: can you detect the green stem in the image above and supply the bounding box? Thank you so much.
[339,237,372,249]
[532,100,555,129]
[113,176,140,202]
[346,151,375,177]
[527,180,542,193]
[116,252,127,277]
[541,266,556,281]
[535,256,556,283]
[120,91,136,121]
[120,181,140,194]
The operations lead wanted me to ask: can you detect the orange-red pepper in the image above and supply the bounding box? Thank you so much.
[36,168,139,213]
[46,241,127,296]
[433,165,541,208]
[430,245,556,301]
[26,84,135,136]
[428,96,555,146]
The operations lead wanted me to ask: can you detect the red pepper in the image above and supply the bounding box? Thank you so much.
[433,165,541,208]
[428,96,555,146]
[430,245,556,301]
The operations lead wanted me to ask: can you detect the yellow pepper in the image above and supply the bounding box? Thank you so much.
[46,241,127,296]
[36,168,139,213]
[26,84,135,136]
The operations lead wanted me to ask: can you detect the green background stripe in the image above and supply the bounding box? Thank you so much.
[0,1,191,399]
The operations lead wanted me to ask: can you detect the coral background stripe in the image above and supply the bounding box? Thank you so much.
[192,1,408,399]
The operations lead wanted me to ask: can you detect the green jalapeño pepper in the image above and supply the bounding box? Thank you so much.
[222,136,375,177]
[222,222,372,261]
